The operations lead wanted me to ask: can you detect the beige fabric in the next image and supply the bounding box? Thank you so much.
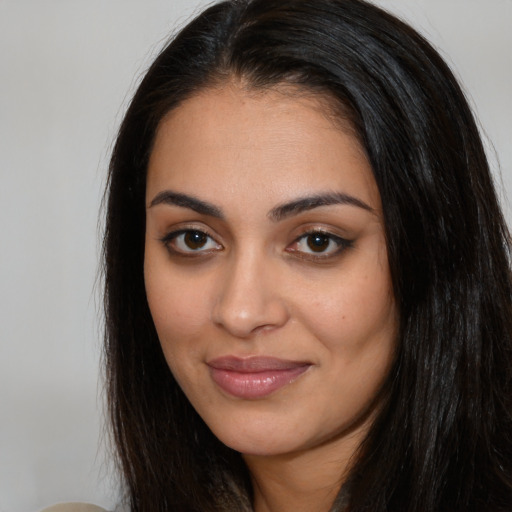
[40,504,107,512]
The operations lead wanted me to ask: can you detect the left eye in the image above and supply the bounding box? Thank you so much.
[162,230,222,254]
[288,231,349,257]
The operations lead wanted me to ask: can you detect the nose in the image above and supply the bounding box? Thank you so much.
[211,250,289,338]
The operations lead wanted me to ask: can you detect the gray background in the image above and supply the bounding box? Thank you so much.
[0,1,510,511]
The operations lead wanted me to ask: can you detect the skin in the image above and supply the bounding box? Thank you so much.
[144,83,397,512]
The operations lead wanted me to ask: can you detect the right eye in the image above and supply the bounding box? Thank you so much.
[161,229,223,256]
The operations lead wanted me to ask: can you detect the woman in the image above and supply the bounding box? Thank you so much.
[98,0,512,511]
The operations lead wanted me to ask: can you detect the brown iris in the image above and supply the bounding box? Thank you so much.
[307,233,330,252]
[184,231,208,250]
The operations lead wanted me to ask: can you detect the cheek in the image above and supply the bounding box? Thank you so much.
[143,248,214,372]
[300,269,395,350]
[302,272,396,424]
[144,267,209,396]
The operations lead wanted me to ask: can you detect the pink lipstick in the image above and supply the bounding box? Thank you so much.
[207,356,311,399]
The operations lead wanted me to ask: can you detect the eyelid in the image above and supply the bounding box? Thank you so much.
[160,226,223,256]
[158,224,352,261]
[286,228,353,260]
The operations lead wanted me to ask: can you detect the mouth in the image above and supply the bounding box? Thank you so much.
[206,356,312,399]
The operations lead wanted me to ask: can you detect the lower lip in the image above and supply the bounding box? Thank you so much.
[208,365,310,399]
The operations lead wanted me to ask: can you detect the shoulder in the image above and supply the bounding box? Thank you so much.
[40,504,109,512]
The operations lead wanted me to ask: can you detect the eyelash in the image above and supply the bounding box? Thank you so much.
[160,229,222,257]
[286,230,353,260]
[160,228,352,261]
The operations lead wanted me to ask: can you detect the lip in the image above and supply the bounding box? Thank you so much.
[207,356,311,399]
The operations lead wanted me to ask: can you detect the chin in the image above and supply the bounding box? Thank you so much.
[223,435,296,457]
[206,417,300,457]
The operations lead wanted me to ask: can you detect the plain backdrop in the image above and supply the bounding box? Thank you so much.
[0,1,510,511]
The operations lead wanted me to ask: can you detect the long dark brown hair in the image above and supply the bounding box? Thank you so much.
[103,1,512,510]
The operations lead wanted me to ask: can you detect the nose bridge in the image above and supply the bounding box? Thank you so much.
[212,244,288,337]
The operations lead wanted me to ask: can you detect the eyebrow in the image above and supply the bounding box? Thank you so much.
[149,190,224,218]
[268,192,374,221]
[148,190,373,221]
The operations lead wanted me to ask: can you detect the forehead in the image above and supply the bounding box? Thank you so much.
[146,84,380,212]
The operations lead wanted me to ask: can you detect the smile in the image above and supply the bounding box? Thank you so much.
[207,356,312,399]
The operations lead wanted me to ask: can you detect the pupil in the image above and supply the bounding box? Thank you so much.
[307,233,329,252]
[184,231,207,250]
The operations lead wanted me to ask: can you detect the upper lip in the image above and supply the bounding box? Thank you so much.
[207,356,311,373]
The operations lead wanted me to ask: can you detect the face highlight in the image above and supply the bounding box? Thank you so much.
[143,85,397,461]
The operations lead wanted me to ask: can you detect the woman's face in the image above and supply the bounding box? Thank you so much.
[144,84,397,458]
